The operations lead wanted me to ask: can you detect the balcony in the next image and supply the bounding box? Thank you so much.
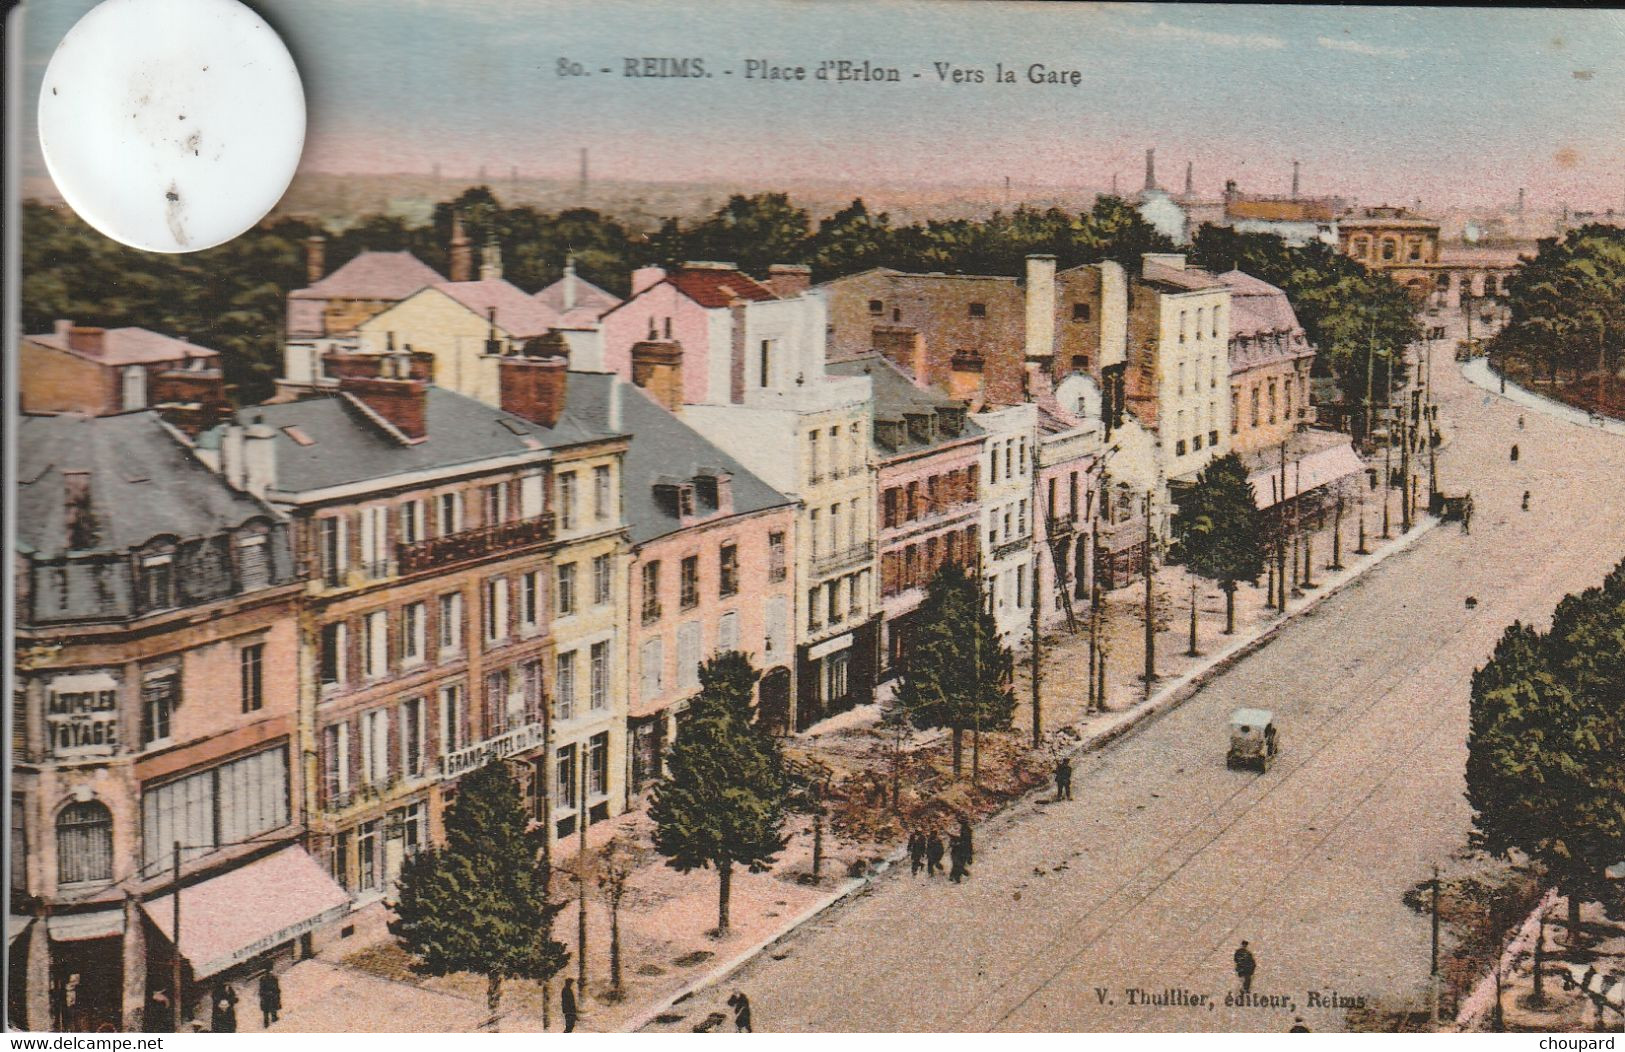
[991,535,1032,561]
[811,540,875,577]
[1046,515,1076,538]
[440,721,547,779]
[397,514,555,574]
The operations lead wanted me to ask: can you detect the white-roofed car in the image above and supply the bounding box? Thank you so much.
[1227,708,1279,772]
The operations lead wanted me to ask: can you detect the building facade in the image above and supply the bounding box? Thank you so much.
[1218,270,1316,456]
[971,403,1039,643]
[20,322,227,432]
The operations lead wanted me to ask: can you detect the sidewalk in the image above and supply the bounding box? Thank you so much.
[1464,357,1625,438]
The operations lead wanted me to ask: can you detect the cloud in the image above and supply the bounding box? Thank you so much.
[1122,20,1287,51]
[1315,35,1412,59]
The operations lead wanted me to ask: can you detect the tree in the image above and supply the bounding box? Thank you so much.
[648,651,789,935]
[894,560,1017,778]
[389,761,569,1022]
[683,193,812,276]
[1492,225,1625,394]
[1466,563,1625,944]
[596,837,645,1001]
[1173,453,1267,634]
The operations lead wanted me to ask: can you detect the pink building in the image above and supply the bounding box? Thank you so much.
[828,355,983,675]
[566,374,797,791]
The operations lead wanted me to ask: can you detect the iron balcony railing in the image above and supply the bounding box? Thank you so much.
[397,514,555,574]
[810,540,876,577]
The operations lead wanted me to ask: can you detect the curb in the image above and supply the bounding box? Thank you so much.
[627,515,1440,1032]
[1464,358,1625,437]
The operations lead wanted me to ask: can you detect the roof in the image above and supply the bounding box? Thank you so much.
[431,279,556,338]
[828,354,984,454]
[1230,708,1274,727]
[1225,199,1337,223]
[289,251,444,301]
[25,327,219,367]
[1140,259,1226,292]
[668,266,778,308]
[205,385,616,494]
[1340,216,1440,230]
[18,412,280,559]
[564,374,793,545]
[534,271,622,328]
[1218,270,1304,336]
[823,267,1021,288]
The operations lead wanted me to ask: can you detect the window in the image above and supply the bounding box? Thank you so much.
[437,592,463,654]
[765,596,788,660]
[363,611,389,679]
[521,571,542,633]
[240,644,265,712]
[1072,302,1090,322]
[397,602,425,666]
[437,492,462,537]
[1231,390,1240,434]
[438,685,466,754]
[1179,311,1188,343]
[883,488,899,528]
[1176,439,1188,456]
[142,668,179,746]
[968,302,986,318]
[520,659,544,724]
[484,577,509,643]
[641,560,662,623]
[1005,440,1014,479]
[556,562,577,616]
[400,697,426,778]
[809,508,820,557]
[1268,380,1278,425]
[828,580,842,625]
[361,709,390,785]
[556,650,577,721]
[588,732,609,798]
[593,554,612,606]
[590,641,609,711]
[594,465,612,522]
[483,482,509,526]
[237,533,269,591]
[140,552,174,610]
[319,517,347,586]
[768,532,787,582]
[10,795,25,893]
[142,747,290,873]
[850,570,864,616]
[718,610,739,652]
[1251,386,1261,428]
[357,820,380,891]
[558,471,578,531]
[359,506,389,577]
[399,500,426,545]
[57,801,113,885]
[822,651,849,704]
[759,339,774,387]
[556,744,578,812]
[868,299,883,315]
[485,669,513,737]
[829,504,842,551]
[719,544,739,596]
[320,622,347,687]
[1211,354,1219,388]
[1016,563,1027,608]
[680,556,699,609]
[640,639,664,701]
[808,587,822,631]
[1018,499,1028,537]
[809,430,821,480]
[1285,381,1294,421]
[677,621,702,688]
[1177,361,1185,396]
[520,472,544,518]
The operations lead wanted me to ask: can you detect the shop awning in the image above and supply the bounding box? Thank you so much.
[142,847,349,979]
[1248,442,1365,510]
[9,914,34,945]
[46,909,124,941]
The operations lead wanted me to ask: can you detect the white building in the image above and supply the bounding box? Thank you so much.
[971,402,1039,643]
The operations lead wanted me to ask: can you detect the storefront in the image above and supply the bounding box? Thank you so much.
[794,617,880,731]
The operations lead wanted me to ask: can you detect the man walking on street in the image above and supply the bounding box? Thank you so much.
[926,829,945,876]
[1234,940,1257,994]
[1055,757,1074,801]
[958,816,974,868]
[727,991,753,1033]
[257,970,281,1029]
[909,829,926,876]
[948,831,968,883]
[561,977,579,1033]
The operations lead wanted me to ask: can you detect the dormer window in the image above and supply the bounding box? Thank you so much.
[139,548,175,611]
[968,302,987,318]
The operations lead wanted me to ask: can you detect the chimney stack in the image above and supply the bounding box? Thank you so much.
[480,234,504,281]
[1024,254,1057,365]
[1144,148,1157,192]
[562,256,578,310]
[243,412,278,496]
[304,235,327,285]
[1517,187,1526,214]
[449,211,472,283]
[342,375,430,441]
[1184,161,1193,196]
[766,263,812,299]
[500,354,569,428]
[1291,160,1300,201]
[67,326,107,356]
[630,340,684,412]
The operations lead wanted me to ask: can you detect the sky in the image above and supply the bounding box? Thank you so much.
[18,0,1625,212]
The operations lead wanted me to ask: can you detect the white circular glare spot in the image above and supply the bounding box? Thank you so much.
[38,0,305,253]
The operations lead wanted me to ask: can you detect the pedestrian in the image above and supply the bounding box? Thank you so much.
[948,832,968,883]
[926,830,945,876]
[1289,1017,1311,1033]
[1522,490,1530,512]
[1518,414,1525,431]
[561,977,578,1033]
[958,816,974,867]
[1510,443,1519,462]
[1233,941,1257,995]
[727,991,753,1033]
[210,981,238,1034]
[909,829,926,876]
[257,969,281,1028]
[1055,757,1073,801]
[1462,495,1473,535]
[1500,375,1507,394]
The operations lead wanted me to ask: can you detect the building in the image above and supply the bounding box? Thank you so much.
[1339,207,1528,311]
[827,354,983,677]
[971,403,1039,643]
[199,352,630,896]
[567,373,797,789]
[1134,153,1347,246]
[276,245,445,399]
[533,257,622,330]
[12,412,321,1032]
[600,263,879,731]
[1218,270,1316,455]
[20,321,227,432]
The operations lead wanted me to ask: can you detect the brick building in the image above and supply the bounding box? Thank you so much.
[20,322,228,433]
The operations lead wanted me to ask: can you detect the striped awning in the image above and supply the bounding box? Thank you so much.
[1248,442,1365,510]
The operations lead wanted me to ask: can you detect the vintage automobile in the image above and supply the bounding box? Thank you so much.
[1227,708,1279,772]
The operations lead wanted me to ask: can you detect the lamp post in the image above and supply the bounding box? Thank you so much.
[1186,579,1199,657]
[1141,491,1156,688]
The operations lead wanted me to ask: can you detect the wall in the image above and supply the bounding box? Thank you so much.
[19,341,116,415]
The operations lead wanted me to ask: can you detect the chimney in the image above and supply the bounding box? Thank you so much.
[304,235,326,285]
[1291,160,1300,201]
[766,263,812,299]
[499,354,569,428]
[1144,148,1157,192]
[62,470,97,550]
[485,306,502,357]
[67,326,106,356]
[1224,179,1238,201]
[1097,261,1128,370]
[220,422,246,489]
[562,255,578,310]
[1184,162,1194,196]
[449,211,472,283]
[631,340,684,412]
[729,300,748,404]
[243,412,278,496]
[343,375,430,441]
[1024,254,1057,364]
[631,265,666,297]
[480,234,504,281]
[1517,187,1526,214]
[54,319,74,340]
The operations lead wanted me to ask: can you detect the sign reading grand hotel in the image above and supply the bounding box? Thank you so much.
[47,672,120,758]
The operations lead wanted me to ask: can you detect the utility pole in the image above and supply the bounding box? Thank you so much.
[1290,459,1303,600]
[1186,579,1199,657]
[1363,324,1377,450]
[1598,326,1608,417]
[1331,495,1344,570]
[1277,444,1289,610]
[172,841,183,1032]
[1381,444,1393,540]
[540,692,553,1030]
[1030,555,1042,748]
[577,749,588,998]
[1401,389,1413,533]
[1356,493,1369,555]
[1141,491,1155,686]
[1087,516,1100,713]
[1430,863,1441,1025]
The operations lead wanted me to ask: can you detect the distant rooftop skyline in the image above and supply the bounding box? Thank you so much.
[19,1,1625,214]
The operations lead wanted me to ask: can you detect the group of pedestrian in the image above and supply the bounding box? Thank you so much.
[908,817,975,883]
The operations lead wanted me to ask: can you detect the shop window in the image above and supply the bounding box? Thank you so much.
[56,801,112,885]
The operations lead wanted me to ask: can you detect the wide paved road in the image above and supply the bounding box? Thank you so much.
[644,350,1625,1033]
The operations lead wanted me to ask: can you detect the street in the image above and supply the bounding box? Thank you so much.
[643,348,1625,1033]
